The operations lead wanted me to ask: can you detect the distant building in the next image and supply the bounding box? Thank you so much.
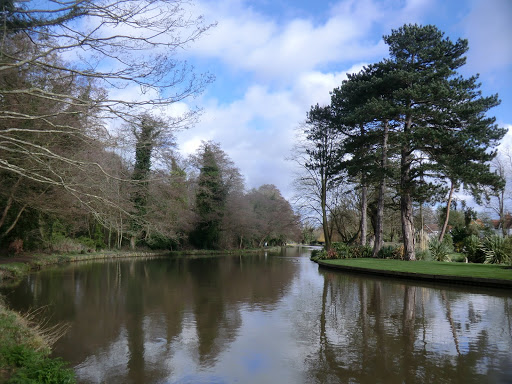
[492,214,512,236]
[423,223,440,238]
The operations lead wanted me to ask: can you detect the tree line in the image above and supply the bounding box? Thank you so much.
[295,24,506,261]
[0,0,301,254]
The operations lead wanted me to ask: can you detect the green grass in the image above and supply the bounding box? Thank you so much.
[0,303,75,383]
[319,258,512,281]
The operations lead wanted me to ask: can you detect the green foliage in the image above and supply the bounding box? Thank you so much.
[350,244,373,258]
[377,246,395,259]
[145,234,180,250]
[315,243,373,260]
[451,225,470,252]
[415,249,432,261]
[1,345,75,384]
[191,144,227,249]
[481,235,511,265]
[428,238,451,262]
[463,235,485,263]
[331,242,351,259]
[377,245,404,259]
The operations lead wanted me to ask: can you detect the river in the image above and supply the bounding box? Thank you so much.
[1,247,511,383]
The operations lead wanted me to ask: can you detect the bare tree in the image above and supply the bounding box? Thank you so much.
[292,105,344,251]
[0,0,214,243]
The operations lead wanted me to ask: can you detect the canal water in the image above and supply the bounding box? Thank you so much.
[1,247,511,383]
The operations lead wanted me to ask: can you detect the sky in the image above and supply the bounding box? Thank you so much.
[173,0,512,200]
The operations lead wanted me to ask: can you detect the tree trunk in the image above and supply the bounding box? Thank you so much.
[359,123,368,246]
[439,180,455,242]
[401,117,416,260]
[499,188,507,236]
[360,183,368,246]
[321,176,331,251]
[373,120,389,257]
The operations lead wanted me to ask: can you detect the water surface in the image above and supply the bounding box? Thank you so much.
[2,248,511,383]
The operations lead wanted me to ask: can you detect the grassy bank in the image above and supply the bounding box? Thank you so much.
[317,258,512,288]
[0,301,75,383]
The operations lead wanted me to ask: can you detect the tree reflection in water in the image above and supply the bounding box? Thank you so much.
[1,252,511,384]
[310,270,512,384]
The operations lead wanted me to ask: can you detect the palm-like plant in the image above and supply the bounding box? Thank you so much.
[481,235,511,265]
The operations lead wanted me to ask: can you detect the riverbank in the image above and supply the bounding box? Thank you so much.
[0,299,76,383]
[316,258,512,289]
[0,247,281,286]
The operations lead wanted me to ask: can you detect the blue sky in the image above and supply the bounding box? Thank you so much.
[174,0,512,199]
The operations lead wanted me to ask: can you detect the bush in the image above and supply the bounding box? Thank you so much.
[481,235,511,265]
[146,234,180,250]
[463,235,485,263]
[1,345,75,384]
[377,245,393,259]
[428,238,451,262]
[377,245,403,259]
[350,245,373,258]
[415,249,432,261]
[331,242,351,259]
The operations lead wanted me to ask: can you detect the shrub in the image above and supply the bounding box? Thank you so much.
[392,244,405,259]
[377,245,393,259]
[481,235,511,265]
[310,249,321,260]
[350,245,373,258]
[1,345,75,384]
[428,238,451,262]
[415,249,432,261]
[463,235,485,263]
[331,242,351,259]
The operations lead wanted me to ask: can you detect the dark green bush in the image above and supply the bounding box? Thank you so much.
[331,242,351,259]
[350,245,373,258]
[377,245,395,259]
[1,345,75,384]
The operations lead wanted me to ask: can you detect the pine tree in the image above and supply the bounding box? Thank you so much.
[191,145,227,249]
[382,24,505,260]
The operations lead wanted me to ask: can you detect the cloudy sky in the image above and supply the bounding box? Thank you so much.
[174,0,512,200]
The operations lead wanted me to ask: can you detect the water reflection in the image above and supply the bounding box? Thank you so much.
[310,270,512,384]
[1,250,511,384]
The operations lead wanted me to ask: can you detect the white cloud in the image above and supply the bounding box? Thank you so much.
[463,0,512,73]
[497,124,512,150]
[191,0,387,83]
[176,62,366,199]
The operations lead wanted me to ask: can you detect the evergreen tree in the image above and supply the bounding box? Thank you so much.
[331,62,398,255]
[129,114,166,248]
[382,24,505,260]
[329,24,505,261]
[191,145,227,249]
